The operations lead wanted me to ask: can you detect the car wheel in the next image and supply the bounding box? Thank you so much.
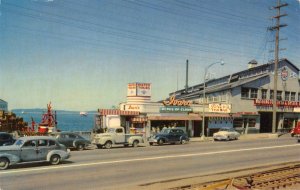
[0,158,9,170]
[104,141,112,149]
[77,144,85,151]
[181,139,187,144]
[50,154,61,165]
[96,144,103,149]
[226,136,230,141]
[291,134,294,137]
[158,139,164,145]
[298,139,300,143]
[132,140,139,147]
[149,142,153,146]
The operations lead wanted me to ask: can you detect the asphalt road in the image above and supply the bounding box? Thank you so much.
[0,136,299,190]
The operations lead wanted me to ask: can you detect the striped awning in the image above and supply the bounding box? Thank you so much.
[98,109,139,116]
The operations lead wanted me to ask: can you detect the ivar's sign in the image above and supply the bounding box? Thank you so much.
[163,95,192,106]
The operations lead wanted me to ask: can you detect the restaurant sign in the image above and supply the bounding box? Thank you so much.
[208,103,231,113]
[254,99,300,107]
[163,95,192,106]
[160,106,193,113]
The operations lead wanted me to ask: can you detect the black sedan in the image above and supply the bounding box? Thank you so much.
[51,132,91,151]
[148,128,189,146]
[0,132,15,146]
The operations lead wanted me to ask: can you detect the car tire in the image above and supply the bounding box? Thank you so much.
[0,157,9,170]
[96,144,103,149]
[298,139,300,143]
[104,141,112,149]
[77,144,85,151]
[181,139,187,144]
[291,134,294,137]
[132,140,139,147]
[50,154,61,165]
[158,139,164,146]
[149,142,153,146]
[226,136,230,141]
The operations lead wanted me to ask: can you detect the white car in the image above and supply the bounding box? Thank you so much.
[213,128,240,141]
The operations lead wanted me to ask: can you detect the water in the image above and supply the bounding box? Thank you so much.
[13,109,96,132]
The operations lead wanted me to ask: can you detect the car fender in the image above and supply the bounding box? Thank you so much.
[73,140,86,147]
[47,150,69,161]
[0,153,20,165]
[157,137,168,143]
[128,136,144,144]
[180,136,189,142]
[99,136,114,145]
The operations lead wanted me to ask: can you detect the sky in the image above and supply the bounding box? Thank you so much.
[0,0,299,111]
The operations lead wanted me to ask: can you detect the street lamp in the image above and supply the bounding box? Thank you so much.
[201,60,224,140]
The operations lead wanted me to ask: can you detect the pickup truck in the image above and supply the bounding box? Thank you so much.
[92,127,144,149]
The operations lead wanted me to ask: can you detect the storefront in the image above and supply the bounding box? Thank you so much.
[168,58,300,134]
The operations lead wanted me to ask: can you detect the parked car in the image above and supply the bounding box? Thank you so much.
[213,128,240,141]
[51,132,91,151]
[92,127,144,149]
[0,136,70,170]
[0,132,15,146]
[290,122,300,137]
[148,128,189,146]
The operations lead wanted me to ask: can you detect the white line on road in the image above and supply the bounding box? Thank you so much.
[1,144,299,175]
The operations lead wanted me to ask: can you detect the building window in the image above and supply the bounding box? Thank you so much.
[261,89,267,99]
[291,92,296,101]
[241,88,250,99]
[250,88,258,99]
[285,91,290,101]
[277,91,282,101]
[270,90,274,99]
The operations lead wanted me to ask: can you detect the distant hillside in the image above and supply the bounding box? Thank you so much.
[12,109,97,114]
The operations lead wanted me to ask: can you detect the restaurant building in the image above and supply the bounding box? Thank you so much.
[168,58,300,136]
[96,58,300,138]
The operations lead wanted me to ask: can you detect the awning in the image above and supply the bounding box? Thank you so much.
[148,115,202,121]
[98,109,139,116]
[206,113,241,118]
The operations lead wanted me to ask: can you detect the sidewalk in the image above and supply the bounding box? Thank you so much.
[189,133,281,142]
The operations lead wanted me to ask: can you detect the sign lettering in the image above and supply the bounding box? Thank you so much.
[163,95,192,106]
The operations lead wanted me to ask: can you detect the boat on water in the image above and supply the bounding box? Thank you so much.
[38,102,58,134]
[80,112,88,116]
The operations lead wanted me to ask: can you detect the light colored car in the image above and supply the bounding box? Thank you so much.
[0,136,70,170]
[213,128,240,141]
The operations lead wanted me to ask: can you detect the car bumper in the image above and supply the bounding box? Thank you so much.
[213,136,227,140]
[148,139,158,143]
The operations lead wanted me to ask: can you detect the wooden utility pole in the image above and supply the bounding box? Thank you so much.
[269,0,288,133]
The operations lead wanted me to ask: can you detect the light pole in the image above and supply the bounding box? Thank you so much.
[201,60,224,140]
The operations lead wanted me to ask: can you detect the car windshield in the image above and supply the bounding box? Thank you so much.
[14,139,24,146]
[160,129,171,134]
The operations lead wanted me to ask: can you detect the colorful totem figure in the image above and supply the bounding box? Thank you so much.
[38,102,57,134]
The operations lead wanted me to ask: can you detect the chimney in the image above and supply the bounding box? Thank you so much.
[248,59,258,69]
[185,59,189,92]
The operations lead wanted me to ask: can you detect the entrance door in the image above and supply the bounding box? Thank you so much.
[260,112,272,133]
[193,121,201,137]
[260,112,280,133]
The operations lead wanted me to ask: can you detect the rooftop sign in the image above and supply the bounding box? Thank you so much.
[163,95,192,106]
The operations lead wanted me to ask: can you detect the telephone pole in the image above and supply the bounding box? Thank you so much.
[269,0,288,133]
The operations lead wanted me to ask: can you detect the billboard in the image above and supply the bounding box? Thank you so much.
[127,83,151,97]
